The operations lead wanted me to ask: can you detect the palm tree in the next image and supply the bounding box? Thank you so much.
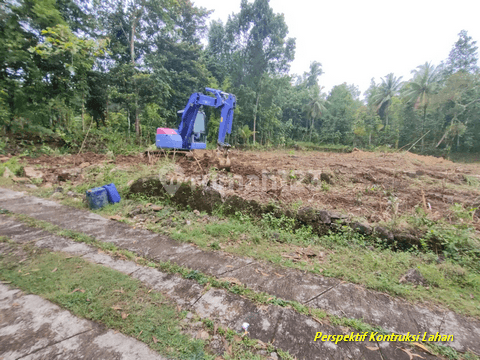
[238,125,254,144]
[305,85,327,141]
[372,73,403,127]
[403,62,441,151]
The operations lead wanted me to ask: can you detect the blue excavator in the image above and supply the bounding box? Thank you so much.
[156,88,236,151]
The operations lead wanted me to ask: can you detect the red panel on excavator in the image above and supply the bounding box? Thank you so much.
[157,128,178,135]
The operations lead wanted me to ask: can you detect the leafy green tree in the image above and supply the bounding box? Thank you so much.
[30,24,108,130]
[299,61,323,88]
[446,30,479,74]
[353,106,383,147]
[372,73,403,127]
[210,0,295,144]
[0,0,66,130]
[432,72,480,151]
[321,84,358,144]
[305,84,327,140]
[404,62,441,151]
[238,125,253,144]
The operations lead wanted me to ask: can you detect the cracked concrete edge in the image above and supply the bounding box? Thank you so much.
[0,188,478,354]
[0,217,442,360]
[0,284,166,360]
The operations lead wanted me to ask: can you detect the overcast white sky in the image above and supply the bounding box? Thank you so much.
[194,0,480,98]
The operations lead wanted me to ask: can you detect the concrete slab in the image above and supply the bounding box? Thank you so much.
[309,282,472,351]
[0,284,166,360]
[192,288,280,343]
[0,219,444,360]
[0,188,477,354]
[226,261,339,304]
[376,340,440,360]
[0,284,94,359]
[83,252,141,275]
[169,249,254,277]
[272,307,354,360]
[18,328,166,360]
[439,310,480,354]
[131,267,204,307]
[0,218,95,256]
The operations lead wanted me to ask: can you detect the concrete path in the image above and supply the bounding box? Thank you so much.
[0,283,166,360]
[0,216,440,360]
[0,188,478,355]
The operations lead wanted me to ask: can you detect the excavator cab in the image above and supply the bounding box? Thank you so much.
[191,111,206,147]
[174,110,206,149]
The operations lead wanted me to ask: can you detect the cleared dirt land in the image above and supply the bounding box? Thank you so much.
[15,148,480,233]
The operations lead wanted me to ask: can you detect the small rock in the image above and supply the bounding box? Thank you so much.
[24,166,43,179]
[25,184,38,189]
[150,205,163,211]
[399,269,428,287]
[67,191,75,197]
[269,352,279,360]
[2,167,14,178]
[185,312,194,320]
[79,162,90,169]
[193,209,200,216]
[373,226,394,241]
[185,220,191,225]
[51,192,63,199]
[351,222,372,235]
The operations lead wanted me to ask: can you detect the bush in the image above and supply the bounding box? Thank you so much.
[0,157,25,177]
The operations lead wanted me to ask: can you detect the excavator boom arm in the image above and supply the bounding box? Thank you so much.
[177,88,236,149]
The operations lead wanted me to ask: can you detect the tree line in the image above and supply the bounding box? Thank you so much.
[1,0,479,154]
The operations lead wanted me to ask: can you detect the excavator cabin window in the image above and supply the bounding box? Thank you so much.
[194,111,205,133]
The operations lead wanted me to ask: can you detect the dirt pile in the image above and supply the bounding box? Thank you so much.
[176,149,480,230]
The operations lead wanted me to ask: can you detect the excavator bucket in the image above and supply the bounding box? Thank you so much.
[216,146,231,171]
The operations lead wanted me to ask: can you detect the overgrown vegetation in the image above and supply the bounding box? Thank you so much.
[2,217,478,360]
[6,157,480,320]
[1,0,480,156]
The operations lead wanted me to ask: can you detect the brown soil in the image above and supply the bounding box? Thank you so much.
[176,149,480,229]
[4,149,480,229]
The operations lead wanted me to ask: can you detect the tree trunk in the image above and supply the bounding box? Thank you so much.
[253,92,260,144]
[135,97,140,138]
[127,108,130,137]
[131,20,141,138]
[81,92,85,132]
[421,105,427,152]
[130,22,136,65]
[105,90,109,123]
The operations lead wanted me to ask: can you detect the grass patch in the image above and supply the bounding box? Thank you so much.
[0,246,207,359]
[0,241,285,360]
[9,176,480,320]
[3,214,479,360]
